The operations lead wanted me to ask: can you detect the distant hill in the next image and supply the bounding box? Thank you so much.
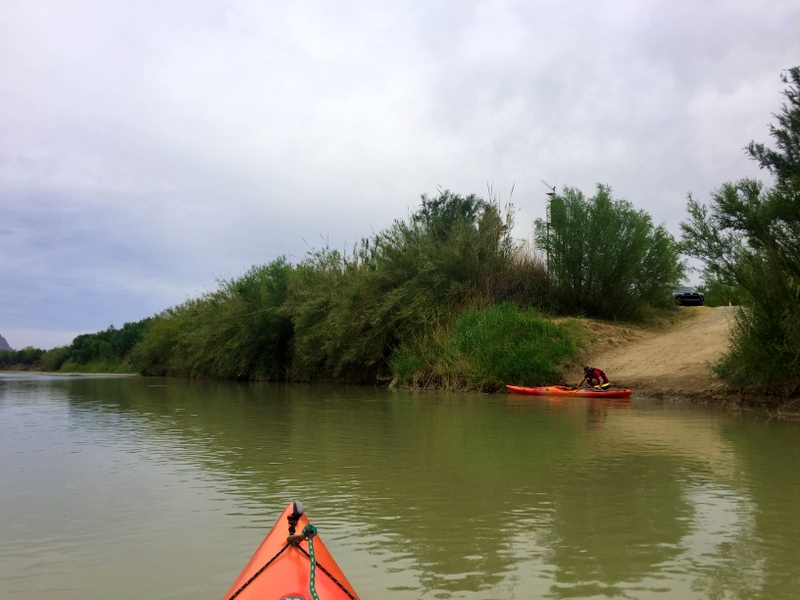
[0,334,12,352]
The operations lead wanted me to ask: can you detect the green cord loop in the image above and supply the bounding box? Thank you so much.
[302,524,317,539]
[303,525,320,600]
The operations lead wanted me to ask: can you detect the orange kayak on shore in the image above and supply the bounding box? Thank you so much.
[222,501,360,600]
[506,384,632,399]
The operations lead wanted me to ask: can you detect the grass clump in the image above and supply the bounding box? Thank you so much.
[391,302,578,391]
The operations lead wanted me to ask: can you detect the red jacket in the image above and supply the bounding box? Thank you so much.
[586,368,608,383]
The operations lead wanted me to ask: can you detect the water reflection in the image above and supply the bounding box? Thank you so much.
[2,374,800,599]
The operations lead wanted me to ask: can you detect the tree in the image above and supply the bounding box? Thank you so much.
[680,67,800,398]
[746,67,800,186]
[534,184,684,319]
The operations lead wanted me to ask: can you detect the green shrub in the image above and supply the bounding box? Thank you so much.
[128,307,192,376]
[40,346,70,371]
[535,184,684,319]
[130,258,293,380]
[391,303,577,391]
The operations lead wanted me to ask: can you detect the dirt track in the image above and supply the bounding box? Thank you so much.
[579,306,736,398]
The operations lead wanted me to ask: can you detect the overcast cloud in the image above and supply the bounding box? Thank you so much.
[1,0,798,350]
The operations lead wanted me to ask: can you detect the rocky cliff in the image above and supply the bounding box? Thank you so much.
[0,334,12,352]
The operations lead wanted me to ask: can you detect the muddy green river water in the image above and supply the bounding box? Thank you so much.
[1,373,799,599]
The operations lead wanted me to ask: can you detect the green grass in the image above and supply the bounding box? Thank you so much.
[391,302,578,391]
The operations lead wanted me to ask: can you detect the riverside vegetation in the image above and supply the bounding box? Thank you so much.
[1,188,683,391]
[125,186,682,391]
[4,67,799,401]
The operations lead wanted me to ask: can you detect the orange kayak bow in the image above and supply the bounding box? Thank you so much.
[223,501,360,600]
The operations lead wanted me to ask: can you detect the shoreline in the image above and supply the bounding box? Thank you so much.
[0,369,138,377]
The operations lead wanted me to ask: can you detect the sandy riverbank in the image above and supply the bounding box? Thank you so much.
[569,305,798,414]
[582,305,733,394]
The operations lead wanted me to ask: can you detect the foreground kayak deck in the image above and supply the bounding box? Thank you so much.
[223,501,359,600]
[506,384,632,399]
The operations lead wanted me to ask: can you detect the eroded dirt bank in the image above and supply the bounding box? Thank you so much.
[575,307,798,416]
[582,306,733,395]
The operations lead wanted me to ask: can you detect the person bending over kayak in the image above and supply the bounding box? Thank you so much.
[579,365,610,389]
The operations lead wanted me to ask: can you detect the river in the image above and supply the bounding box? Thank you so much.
[1,373,799,599]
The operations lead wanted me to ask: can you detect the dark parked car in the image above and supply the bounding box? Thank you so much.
[673,286,704,306]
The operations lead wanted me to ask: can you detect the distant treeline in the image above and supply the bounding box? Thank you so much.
[0,320,151,373]
[2,187,686,390]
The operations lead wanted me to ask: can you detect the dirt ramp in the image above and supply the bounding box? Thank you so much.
[584,306,735,395]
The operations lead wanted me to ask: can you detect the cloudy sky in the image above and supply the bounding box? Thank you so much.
[2,1,798,350]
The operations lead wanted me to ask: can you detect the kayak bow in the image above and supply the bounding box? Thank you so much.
[223,501,360,600]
